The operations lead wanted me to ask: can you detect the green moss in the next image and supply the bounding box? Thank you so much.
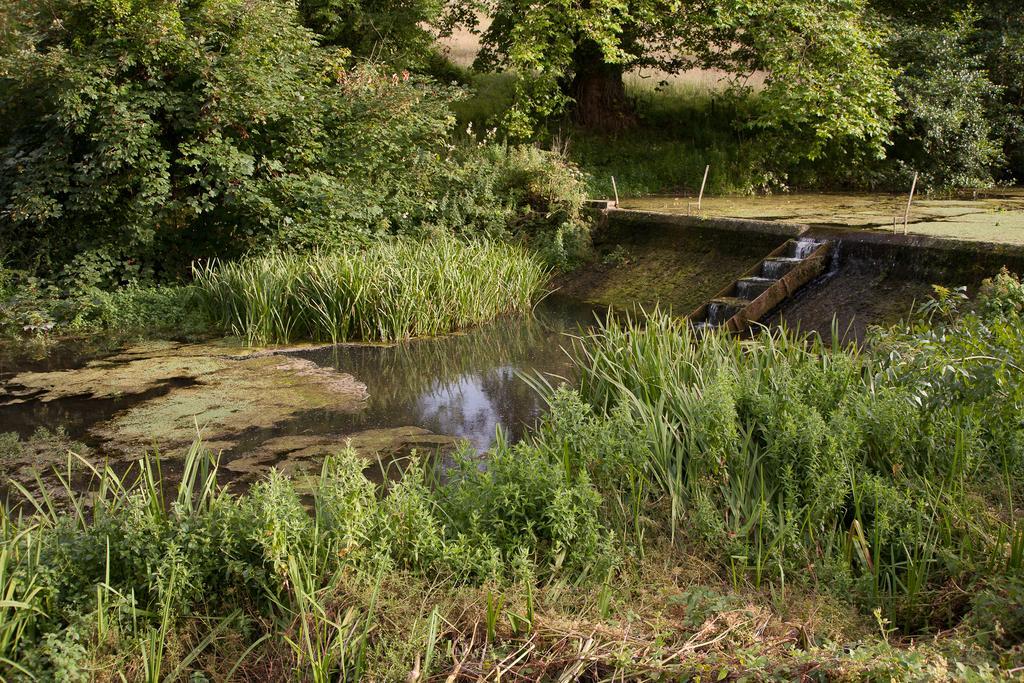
[622,192,1024,245]
[557,225,781,313]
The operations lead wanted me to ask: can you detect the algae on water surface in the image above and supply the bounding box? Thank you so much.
[1,341,370,479]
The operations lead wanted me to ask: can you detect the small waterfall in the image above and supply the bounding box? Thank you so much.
[735,277,774,300]
[761,257,802,279]
[708,299,743,325]
[790,239,821,259]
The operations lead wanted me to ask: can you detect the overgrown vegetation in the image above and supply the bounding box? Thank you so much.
[0,0,588,295]
[567,280,1024,633]
[2,276,1023,678]
[2,0,1024,675]
[0,265,205,339]
[441,0,1022,192]
[193,240,549,345]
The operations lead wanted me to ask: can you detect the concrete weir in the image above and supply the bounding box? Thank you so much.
[581,203,1024,341]
[689,238,832,333]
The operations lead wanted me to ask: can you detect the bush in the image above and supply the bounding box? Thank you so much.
[0,435,615,678]
[0,270,204,338]
[439,441,617,581]
[0,0,591,283]
[562,287,1024,630]
[882,11,1004,189]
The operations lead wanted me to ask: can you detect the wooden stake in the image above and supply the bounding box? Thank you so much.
[697,165,710,211]
[611,176,619,208]
[903,172,918,235]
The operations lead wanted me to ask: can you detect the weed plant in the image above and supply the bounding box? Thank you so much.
[192,239,550,345]
[546,276,1024,632]
[0,433,611,679]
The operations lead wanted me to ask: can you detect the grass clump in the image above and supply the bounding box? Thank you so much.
[0,407,1014,678]
[193,239,550,345]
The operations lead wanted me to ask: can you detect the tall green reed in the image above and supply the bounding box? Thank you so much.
[193,239,549,345]
[562,309,1022,628]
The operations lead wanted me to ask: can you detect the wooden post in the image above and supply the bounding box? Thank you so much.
[903,172,918,235]
[611,176,619,208]
[697,165,710,211]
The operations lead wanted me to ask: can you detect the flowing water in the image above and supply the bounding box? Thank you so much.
[735,277,775,300]
[707,298,746,325]
[761,257,803,279]
[790,239,822,259]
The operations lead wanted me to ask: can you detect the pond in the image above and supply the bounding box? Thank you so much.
[283,294,598,453]
[620,191,1024,246]
[0,295,602,492]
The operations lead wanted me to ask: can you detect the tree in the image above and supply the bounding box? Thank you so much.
[970,0,1023,182]
[298,0,443,64]
[452,0,897,161]
[884,10,1002,188]
[870,0,1024,186]
[0,0,466,282]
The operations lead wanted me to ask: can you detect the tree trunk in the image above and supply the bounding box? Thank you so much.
[570,40,636,132]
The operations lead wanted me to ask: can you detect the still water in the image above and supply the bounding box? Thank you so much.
[283,294,600,452]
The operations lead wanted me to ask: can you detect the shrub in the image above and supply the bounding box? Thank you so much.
[882,11,1004,189]
[439,441,617,581]
[0,0,591,282]
[0,435,619,678]
[0,273,204,338]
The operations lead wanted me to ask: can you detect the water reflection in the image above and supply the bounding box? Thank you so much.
[291,295,600,450]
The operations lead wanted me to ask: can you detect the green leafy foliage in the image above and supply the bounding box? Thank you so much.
[0,434,613,678]
[452,0,897,163]
[299,0,443,65]
[560,279,1024,630]
[704,0,898,163]
[0,0,590,284]
[0,266,204,338]
[882,10,1003,188]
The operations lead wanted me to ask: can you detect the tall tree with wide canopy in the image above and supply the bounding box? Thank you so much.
[452,0,897,160]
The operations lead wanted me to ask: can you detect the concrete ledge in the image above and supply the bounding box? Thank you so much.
[604,208,809,238]
[812,229,1024,283]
